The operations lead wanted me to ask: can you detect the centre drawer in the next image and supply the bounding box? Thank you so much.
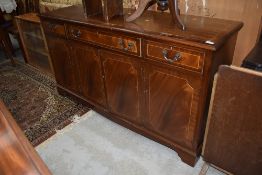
[146,40,205,72]
[67,25,141,56]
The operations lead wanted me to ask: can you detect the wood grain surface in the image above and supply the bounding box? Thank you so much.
[40,6,241,166]
[101,51,142,124]
[134,0,262,65]
[72,42,106,107]
[0,101,51,175]
[40,5,243,51]
[203,66,262,175]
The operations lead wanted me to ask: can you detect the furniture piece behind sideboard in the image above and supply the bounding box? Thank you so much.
[203,66,262,175]
[16,13,53,75]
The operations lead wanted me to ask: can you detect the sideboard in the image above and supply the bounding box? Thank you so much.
[40,5,243,166]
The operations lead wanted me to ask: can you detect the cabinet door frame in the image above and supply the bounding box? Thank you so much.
[45,35,81,94]
[70,41,107,107]
[100,50,145,125]
[143,62,203,149]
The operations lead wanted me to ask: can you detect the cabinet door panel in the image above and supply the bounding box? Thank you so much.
[72,43,106,107]
[146,66,201,148]
[101,51,142,124]
[46,36,79,93]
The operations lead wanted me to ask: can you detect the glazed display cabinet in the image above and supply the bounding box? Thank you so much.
[16,13,53,75]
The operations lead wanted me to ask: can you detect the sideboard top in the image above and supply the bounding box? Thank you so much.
[16,13,40,23]
[40,5,243,51]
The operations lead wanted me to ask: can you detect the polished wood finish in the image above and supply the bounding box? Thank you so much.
[101,51,142,124]
[67,24,140,55]
[82,0,123,21]
[82,0,102,17]
[72,42,106,106]
[203,66,262,175]
[47,37,80,93]
[40,5,242,166]
[126,0,185,30]
[126,0,153,22]
[15,12,40,23]
[146,40,204,72]
[16,13,53,75]
[46,36,107,107]
[40,6,243,51]
[168,0,186,30]
[103,0,123,21]
[41,20,66,37]
[0,101,51,175]
[145,64,201,149]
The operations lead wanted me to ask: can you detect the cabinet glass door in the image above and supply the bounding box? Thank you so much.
[18,19,51,74]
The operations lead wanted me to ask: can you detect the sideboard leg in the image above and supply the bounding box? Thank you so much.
[176,149,199,167]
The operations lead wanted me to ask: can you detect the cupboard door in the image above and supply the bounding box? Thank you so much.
[71,42,106,107]
[46,36,80,94]
[101,51,142,124]
[145,65,201,148]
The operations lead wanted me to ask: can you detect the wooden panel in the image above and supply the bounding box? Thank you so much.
[68,25,140,55]
[145,65,201,149]
[71,42,106,107]
[42,20,66,37]
[46,36,80,94]
[203,66,262,175]
[101,51,142,124]
[146,40,204,72]
[0,101,51,175]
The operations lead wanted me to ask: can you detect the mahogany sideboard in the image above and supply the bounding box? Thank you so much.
[40,5,243,166]
[0,101,51,175]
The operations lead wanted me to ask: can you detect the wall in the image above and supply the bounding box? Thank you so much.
[178,0,262,66]
[124,0,262,66]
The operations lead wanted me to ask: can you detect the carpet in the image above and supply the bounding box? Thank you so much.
[36,111,225,175]
[0,61,89,146]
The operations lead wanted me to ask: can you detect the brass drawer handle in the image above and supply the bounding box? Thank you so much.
[71,29,82,38]
[162,49,182,63]
[118,38,134,51]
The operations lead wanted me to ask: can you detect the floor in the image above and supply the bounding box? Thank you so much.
[37,111,225,175]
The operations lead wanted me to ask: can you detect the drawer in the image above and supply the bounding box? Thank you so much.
[68,25,141,56]
[146,41,204,72]
[42,20,66,37]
